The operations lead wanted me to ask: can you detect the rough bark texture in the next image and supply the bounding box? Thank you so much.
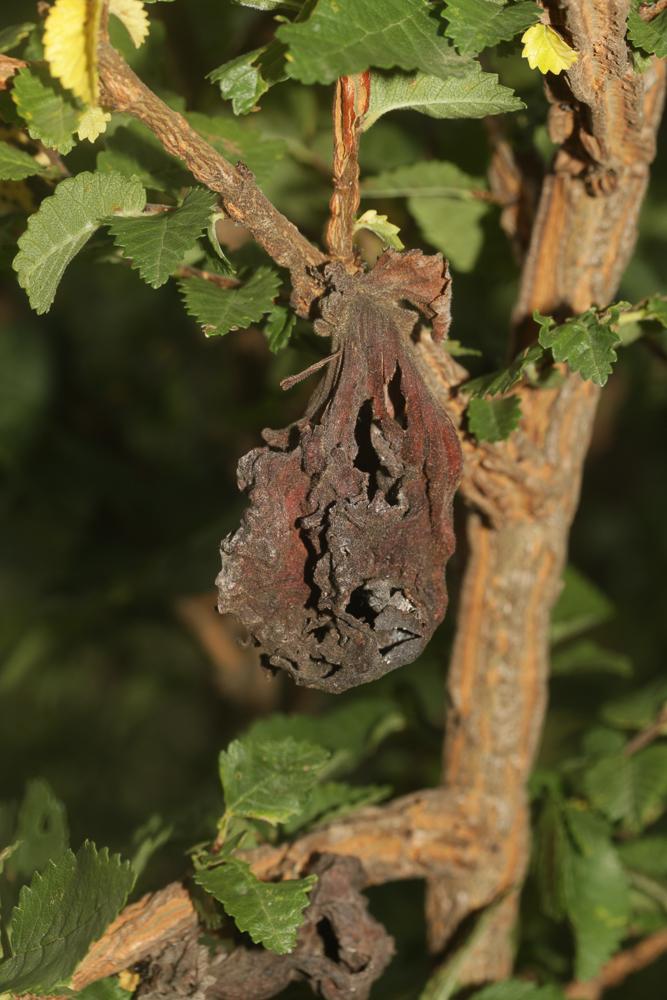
[326,73,370,264]
[217,251,462,692]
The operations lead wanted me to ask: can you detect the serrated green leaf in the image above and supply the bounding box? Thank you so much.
[7,779,68,882]
[363,68,524,130]
[108,187,216,288]
[0,23,35,55]
[645,294,667,326]
[187,112,285,185]
[264,304,296,353]
[363,160,484,199]
[409,195,489,271]
[180,267,280,338]
[601,680,667,731]
[13,171,146,314]
[464,344,546,397]
[282,781,391,835]
[551,639,632,678]
[583,747,667,833]
[536,309,620,386]
[0,841,135,994]
[467,395,521,442]
[209,41,289,116]
[195,858,316,954]
[550,566,613,644]
[563,805,630,981]
[97,120,193,192]
[619,836,667,878]
[443,0,540,55]
[628,2,667,58]
[277,0,469,85]
[11,66,80,155]
[472,982,564,1000]
[354,208,404,249]
[219,737,330,824]
[0,141,47,182]
[247,695,405,777]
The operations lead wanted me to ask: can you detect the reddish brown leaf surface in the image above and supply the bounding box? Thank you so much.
[217,250,462,693]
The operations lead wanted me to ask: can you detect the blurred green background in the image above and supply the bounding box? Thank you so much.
[1,1,667,996]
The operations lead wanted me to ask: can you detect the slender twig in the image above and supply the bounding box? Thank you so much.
[176,264,240,290]
[624,704,667,757]
[96,41,327,316]
[325,72,370,264]
[565,928,667,999]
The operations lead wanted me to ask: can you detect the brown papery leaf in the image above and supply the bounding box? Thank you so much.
[0,55,27,90]
[216,250,462,693]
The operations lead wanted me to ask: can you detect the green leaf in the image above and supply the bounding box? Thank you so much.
[619,836,667,878]
[75,977,133,999]
[232,0,303,8]
[628,2,667,58]
[0,841,135,994]
[219,736,330,824]
[11,66,80,155]
[264,304,296,353]
[0,141,46,182]
[583,747,667,833]
[180,267,280,338]
[247,695,405,777]
[550,566,613,644]
[13,171,146,314]
[129,815,173,880]
[282,781,391,835]
[354,208,404,250]
[409,195,489,271]
[363,68,524,130]
[534,792,570,922]
[7,779,68,882]
[0,23,35,55]
[209,41,289,116]
[363,160,484,199]
[472,982,564,1000]
[601,680,667,731]
[108,187,216,288]
[277,0,469,85]
[195,858,316,954]
[467,395,521,442]
[464,344,546,397]
[536,309,620,386]
[187,112,286,185]
[97,120,193,192]
[443,0,540,55]
[563,806,630,981]
[551,639,632,678]
[645,293,667,326]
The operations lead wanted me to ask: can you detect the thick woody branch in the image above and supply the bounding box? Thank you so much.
[97,41,327,316]
[325,72,370,264]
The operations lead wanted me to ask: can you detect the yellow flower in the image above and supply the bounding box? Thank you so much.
[521,23,578,76]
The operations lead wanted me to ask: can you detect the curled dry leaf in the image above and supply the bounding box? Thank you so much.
[217,250,462,693]
[0,54,27,90]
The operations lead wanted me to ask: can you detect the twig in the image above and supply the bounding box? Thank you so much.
[639,0,667,21]
[565,928,667,999]
[97,41,327,316]
[176,264,240,289]
[624,704,667,757]
[325,72,370,264]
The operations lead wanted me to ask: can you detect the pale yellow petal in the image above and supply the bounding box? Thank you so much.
[43,0,103,105]
[77,105,111,142]
[521,23,578,76]
[109,0,150,48]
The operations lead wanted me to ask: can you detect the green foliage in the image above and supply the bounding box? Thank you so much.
[75,977,133,1000]
[354,208,404,250]
[108,188,217,288]
[195,858,316,953]
[618,836,667,877]
[13,171,146,314]
[443,0,540,56]
[464,344,545,396]
[281,780,390,834]
[180,267,281,337]
[363,161,484,199]
[187,112,286,185]
[535,309,621,387]
[97,120,193,191]
[551,639,632,679]
[0,842,135,994]
[11,66,80,155]
[0,141,46,181]
[0,22,34,53]
[467,395,522,442]
[218,736,330,825]
[209,42,288,116]
[628,1,667,58]
[550,566,614,644]
[363,69,523,129]
[471,983,564,1000]
[6,779,68,881]
[263,303,296,352]
[277,0,469,84]
[583,747,667,832]
[600,680,667,730]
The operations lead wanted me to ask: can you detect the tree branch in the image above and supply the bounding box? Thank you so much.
[97,41,327,317]
[565,927,667,999]
[325,72,370,264]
